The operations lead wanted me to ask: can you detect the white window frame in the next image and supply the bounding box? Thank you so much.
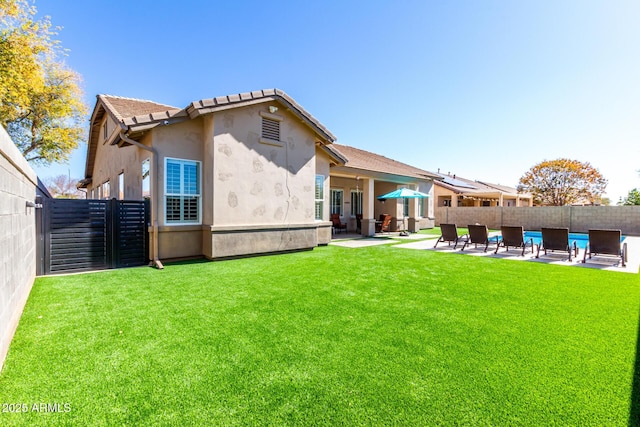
[315,175,324,221]
[102,180,110,200]
[403,198,410,217]
[350,190,363,217]
[164,157,202,225]
[418,197,426,217]
[330,189,344,216]
[118,172,124,200]
[142,158,151,199]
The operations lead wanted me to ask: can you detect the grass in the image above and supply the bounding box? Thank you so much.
[1,245,639,426]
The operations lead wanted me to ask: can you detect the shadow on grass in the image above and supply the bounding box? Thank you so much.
[630,303,640,427]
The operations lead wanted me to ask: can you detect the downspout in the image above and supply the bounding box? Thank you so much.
[120,131,164,269]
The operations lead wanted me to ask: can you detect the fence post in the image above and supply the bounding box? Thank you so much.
[144,198,151,263]
[42,197,51,275]
[108,198,117,269]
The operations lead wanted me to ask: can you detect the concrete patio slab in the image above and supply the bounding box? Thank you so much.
[329,236,396,248]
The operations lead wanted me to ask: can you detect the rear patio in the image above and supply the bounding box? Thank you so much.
[330,228,640,273]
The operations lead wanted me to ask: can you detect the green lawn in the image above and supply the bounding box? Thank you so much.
[1,245,639,426]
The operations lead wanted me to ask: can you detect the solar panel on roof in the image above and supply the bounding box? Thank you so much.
[441,176,477,189]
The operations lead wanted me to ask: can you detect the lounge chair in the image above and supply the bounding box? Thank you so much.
[495,226,535,256]
[434,223,468,249]
[536,227,578,261]
[582,229,627,267]
[461,224,499,252]
[331,214,347,234]
[375,214,391,234]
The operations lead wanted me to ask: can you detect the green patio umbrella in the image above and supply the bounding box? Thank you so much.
[376,188,430,236]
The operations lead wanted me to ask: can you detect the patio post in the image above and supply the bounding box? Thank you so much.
[361,178,376,236]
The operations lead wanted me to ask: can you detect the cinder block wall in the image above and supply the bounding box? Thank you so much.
[0,126,37,371]
[435,206,640,236]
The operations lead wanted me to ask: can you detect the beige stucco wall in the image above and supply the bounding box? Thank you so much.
[0,126,37,371]
[152,119,205,225]
[87,124,152,201]
[203,102,327,258]
[209,104,317,226]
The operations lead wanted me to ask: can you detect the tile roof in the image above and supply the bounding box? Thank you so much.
[84,89,338,181]
[332,144,440,180]
[98,95,186,129]
[187,89,336,142]
[99,95,179,121]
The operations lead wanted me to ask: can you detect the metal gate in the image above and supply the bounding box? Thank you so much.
[36,198,149,275]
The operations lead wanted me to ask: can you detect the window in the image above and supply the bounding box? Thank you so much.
[165,158,201,224]
[118,172,124,200]
[142,158,150,199]
[350,190,363,217]
[97,186,102,199]
[443,199,451,207]
[330,189,343,216]
[403,198,409,217]
[103,119,108,141]
[102,181,110,199]
[315,175,324,220]
[418,198,426,217]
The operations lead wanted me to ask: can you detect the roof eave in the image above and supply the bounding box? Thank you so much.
[188,89,337,144]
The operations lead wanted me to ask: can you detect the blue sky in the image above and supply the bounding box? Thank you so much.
[32,0,640,202]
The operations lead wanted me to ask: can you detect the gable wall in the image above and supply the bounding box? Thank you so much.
[88,125,151,201]
[211,103,318,227]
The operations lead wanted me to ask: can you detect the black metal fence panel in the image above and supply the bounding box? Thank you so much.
[37,198,149,275]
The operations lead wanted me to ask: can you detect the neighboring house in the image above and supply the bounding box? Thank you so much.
[329,144,440,234]
[79,89,343,262]
[434,173,533,207]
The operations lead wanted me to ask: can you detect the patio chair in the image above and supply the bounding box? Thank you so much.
[461,224,499,252]
[582,229,627,267]
[495,225,535,256]
[536,227,578,261]
[331,214,347,234]
[375,214,392,234]
[434,223,468,249]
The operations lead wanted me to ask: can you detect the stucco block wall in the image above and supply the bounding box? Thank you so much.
[0,126,37,371]
[435,206,640,235]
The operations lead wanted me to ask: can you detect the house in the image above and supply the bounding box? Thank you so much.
[80,89,346,263]
[79,89,440,263]
[434,173,533,207]
[329,144,440,234]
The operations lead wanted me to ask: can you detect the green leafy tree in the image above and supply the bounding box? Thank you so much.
[517,159,607,206]
[618,188,640,206]
[0,0,86,165]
